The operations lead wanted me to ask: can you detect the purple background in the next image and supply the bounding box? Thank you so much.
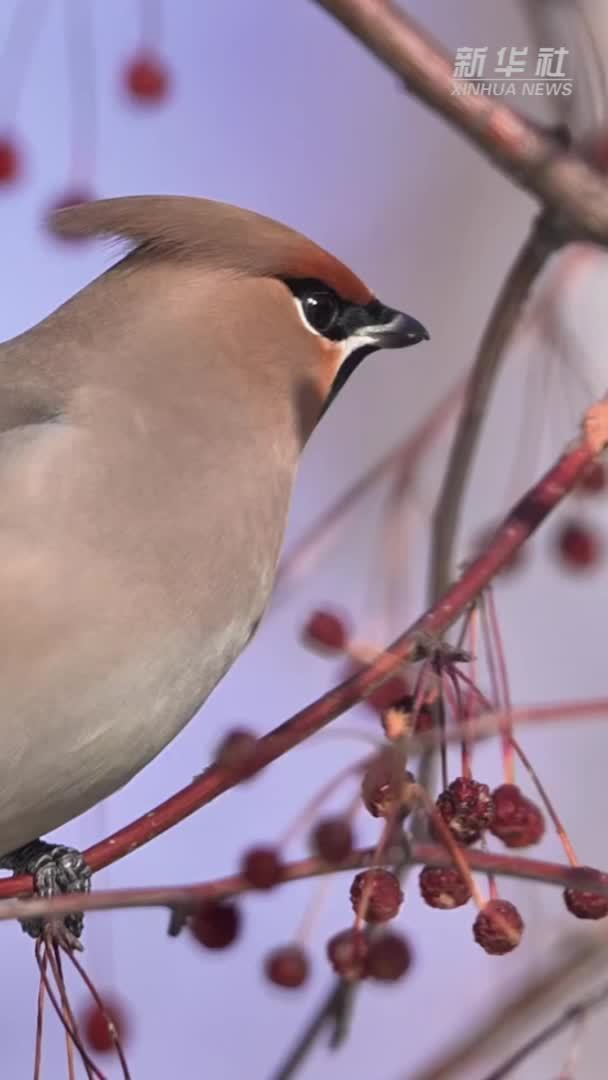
[1,2,608,1077]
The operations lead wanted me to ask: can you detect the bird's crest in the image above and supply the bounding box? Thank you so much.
[50,195,372,304]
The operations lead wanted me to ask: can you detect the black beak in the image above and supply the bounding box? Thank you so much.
[319,298,429,419]
[354,301,429,349]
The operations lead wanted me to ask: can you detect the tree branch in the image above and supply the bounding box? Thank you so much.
[430,216,554,597]
[312,0,608,244]
[2,841,607,926]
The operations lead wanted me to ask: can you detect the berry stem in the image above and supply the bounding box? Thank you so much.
[278,758,366,849]
[453,671,579,867]
[414,785,486,910]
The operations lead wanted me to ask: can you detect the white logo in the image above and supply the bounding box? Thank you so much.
[452,45,573,96]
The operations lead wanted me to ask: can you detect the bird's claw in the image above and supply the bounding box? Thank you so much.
[1,840,91,943]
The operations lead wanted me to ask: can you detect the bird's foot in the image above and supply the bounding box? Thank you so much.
[0,839,91,947]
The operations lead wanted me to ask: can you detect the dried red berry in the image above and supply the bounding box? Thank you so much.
[264,944,309,988]
[311,818,353,863]
[555,519,602,570]
[419,866,471,909]
[0,136,20,184]
[350,868,403,922]
[124,51,170,102]
[473,899,524,955]
[367,931,412,981]
[563,868,608,920]
[326,928,369,981]
[214,727,258,776]
[436,777,494,845]
[489,784,545,848]
[82,996,128,1053]
[241,846,282,889]
[361,748,416,820]
[190,900,240,949]
[578,460,606,494]
[303,609,348,652]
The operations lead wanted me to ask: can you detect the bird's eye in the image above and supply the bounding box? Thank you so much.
[302,291,341,335]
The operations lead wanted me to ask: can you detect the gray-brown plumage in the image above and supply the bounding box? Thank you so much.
[0,195,427,870]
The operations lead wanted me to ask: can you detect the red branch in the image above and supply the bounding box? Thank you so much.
[0,435,594,900]
[0,842,607,925]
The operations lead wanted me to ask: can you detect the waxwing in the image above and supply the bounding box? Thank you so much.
[0,195,428,931]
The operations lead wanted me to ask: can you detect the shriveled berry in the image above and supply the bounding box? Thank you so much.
[419,866,471,909]
[578,460,606,494]
[490,784,545,848]
[124,51,170,102]
[367,931,412,981]
[311,818,353,863]
[0,136,20,184]
[564,868,608,920]
[190,900,240,949]
[82,996,129,1053]
[303,609,348,652]
[361,748,416,820]
[436,777,493,845]
[264,944,309,988]
[473,899,524,955]
[555,519,602,570]
[350,868,403,922]
[326,928,368,980]
[241,846,282,889]
[214,727,258,777]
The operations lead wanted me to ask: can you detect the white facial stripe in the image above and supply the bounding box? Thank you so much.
[291,296,376,365]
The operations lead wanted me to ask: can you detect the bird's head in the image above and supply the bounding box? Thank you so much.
[50,195,428,442]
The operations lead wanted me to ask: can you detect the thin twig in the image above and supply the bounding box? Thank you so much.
[2,843,608,925]
[481,981,608,1080]
[412,935,608,1080]
[430,219,553,598]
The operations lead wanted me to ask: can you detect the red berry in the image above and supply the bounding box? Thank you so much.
[190,900,240,949]
[563,868,608,920]
[555,519,602,570]
[367,931,412,981]
[361,748,416,820]
[0,136,21,184]
[311,818,353,863]
[489,784,545,848]
[350,868,403,923]
[303,609,348,652]
[436,777,494,845]
[82,996,128,1053]
[214,727,258,777]
[124,51,170,102]
[326,928,369,981]
[473,899,524,955]
[419,866,471,909]
[241,846,282,889]
[264,944,309,988]
[578,460,606,494]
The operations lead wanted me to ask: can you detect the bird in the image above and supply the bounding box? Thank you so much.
[0,194,428,935]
